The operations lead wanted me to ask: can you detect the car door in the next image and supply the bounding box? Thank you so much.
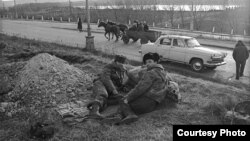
[169,38,186,62]
[156,37,171,60]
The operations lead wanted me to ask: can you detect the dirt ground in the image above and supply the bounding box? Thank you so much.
[0,34,250,141]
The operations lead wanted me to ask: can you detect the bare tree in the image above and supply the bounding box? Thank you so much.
[179,5,185,28]
[168,5,175,28]
[107,0,119,22]
[226,9,241,34]
[189,0,209,30]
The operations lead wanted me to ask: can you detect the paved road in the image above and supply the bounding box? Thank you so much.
[0,20,249,82]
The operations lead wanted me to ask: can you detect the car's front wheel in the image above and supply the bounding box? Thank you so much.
[191,59,204,72]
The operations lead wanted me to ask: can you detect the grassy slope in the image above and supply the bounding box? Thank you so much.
[0,34,249,141]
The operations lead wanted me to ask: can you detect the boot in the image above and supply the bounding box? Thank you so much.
[87,102,104,119]
[118,102,138,125]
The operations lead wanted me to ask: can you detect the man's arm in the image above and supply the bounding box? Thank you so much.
[125,71,154,102]
[100,68,117,94]
[245,46,249,59]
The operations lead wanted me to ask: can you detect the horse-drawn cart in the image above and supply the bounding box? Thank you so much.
[122,30,162,44]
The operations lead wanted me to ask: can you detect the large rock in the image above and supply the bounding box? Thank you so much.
[7,53,92,117]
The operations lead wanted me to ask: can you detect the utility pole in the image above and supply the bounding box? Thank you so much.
[85,0,95,50]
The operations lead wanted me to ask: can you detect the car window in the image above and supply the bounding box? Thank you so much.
[160,38,172,45]
[173,39,185,47]
[185,38,201,47]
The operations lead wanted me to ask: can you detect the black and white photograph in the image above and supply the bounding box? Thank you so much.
[0,0,249,140]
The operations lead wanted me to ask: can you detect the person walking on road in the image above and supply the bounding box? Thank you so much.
[233,40,249,80]
[77,17,83,32]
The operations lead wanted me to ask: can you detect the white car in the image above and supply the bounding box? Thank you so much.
[139,35,227,72]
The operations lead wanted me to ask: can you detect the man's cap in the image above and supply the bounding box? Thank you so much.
[143,53,160,64]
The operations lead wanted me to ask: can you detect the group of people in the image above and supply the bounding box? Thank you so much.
[84,40,249,125]
[129,20,149,32]
[86,53,179,125]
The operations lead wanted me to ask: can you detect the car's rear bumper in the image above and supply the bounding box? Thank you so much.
[205,61,226,67]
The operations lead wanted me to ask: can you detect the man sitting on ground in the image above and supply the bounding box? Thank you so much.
[87,55,127,118]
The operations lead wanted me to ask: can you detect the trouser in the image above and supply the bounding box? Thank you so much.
[92,80,108,111]
[92,80,123,111]
[128,96,158,115]
[236,60,246,79]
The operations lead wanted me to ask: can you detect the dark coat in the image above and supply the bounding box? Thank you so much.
[125,64,168,103]
[99,62,125,94]
[77,19,82,30]
[233,41,249,62]
[143,23,149,31]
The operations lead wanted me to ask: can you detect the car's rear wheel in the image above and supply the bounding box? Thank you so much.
[191,59,204,72]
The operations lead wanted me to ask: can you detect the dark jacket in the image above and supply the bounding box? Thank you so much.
[143,23,149,31]
[233,42,249,62]
[126,64,168,103]
[77,19,82,30]
[99,62,125,94]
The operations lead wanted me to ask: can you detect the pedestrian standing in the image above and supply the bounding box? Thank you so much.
[77,17,83,32]
[232,40,249,80]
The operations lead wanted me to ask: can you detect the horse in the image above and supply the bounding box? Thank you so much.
[98,21,120,41]
[107,21,116,25]
[117,24,128,34]
[107,21,128,35]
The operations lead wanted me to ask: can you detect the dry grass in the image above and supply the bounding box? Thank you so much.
[0,34,250,141]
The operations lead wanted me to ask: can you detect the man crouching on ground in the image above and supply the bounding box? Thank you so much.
[104,53,169,124]
[87,55,127,118]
